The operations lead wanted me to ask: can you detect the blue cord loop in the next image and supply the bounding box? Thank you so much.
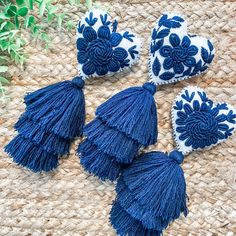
[142,82,157,95]
[169,150,184,164]
[72,76,85,89]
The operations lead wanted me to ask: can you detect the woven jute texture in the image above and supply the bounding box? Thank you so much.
[1,1,236,235]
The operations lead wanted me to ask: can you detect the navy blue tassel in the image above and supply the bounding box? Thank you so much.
[110,150,188,235]
[5,135,58,172]
[23,76,85,139]
[5,76,85,172]
[110,201,161,236]
[78,82,157,181]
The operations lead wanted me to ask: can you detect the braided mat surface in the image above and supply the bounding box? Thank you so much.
[1,1,236,235]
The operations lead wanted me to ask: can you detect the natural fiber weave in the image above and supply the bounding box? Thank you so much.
[1,1,236,235]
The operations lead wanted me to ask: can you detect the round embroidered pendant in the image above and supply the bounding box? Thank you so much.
[77,10,141,78]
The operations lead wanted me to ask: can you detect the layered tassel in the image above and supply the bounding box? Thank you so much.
[78,82,158,181]
[5,76,85,172]
[110,150,188,235]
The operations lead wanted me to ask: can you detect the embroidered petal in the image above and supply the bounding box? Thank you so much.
[83,26,97,42]
[181,36,191,48]
[183,104,193,114]
[159,46,172,57]
[77,51,88,64]
[183,57,196,67]
[187,45,198,56]
[169,33,180,47]
[98,26,111,40]
[179,132,190,141]
[193,100,200,111]
[76,38,88,51]
[173,61,184,74]
[96,65,109,76]
[108,59,120,72]
[163,57,173,70]
[82,61,96,75]
[185,137,193,147]
[177,111,188,120]
[110,32,122,47]
[113,47,128,62]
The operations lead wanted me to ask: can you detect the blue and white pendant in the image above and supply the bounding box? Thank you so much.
[149,13,215,84]
[77,9,141,78]
[172,86,236,154]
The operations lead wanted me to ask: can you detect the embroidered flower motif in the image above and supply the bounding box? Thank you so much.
[77,26,130,76]
[160,33,198,74]
[76,11,140,77]
[173,88,236,151]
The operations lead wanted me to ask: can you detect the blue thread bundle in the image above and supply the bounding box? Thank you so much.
[110,150,188,235]
[5,76,85,172]
[78,82,157,181]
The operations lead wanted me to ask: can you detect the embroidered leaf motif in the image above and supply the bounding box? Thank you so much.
[112,20,118,32]
[156,29,170,39]
[201,47,209,63]
[172,16,184,22]
[181,90,195,102]
[163,20,181,28]
[128,46,138,59]
[158,14,168,26]
[191,60,202,76]
[197,91,208,102]
[227,110,236,124]
[208,40,214,51]
[152,29,158,40]
[159,72,175,80]
[152,58,161,76]
[150,39,164,54]
[100,14,110,26]
[183,67,192,77]
[174,100,183,110]
[217,103,228,110]
[120,59,130,68]
[85,12,98,26]
[123,31,135,42]
[78,22,85,33]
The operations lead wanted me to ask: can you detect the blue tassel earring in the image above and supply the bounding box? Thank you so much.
[110,86,236,235]
[77,13,215,181]
[4,9,141,172]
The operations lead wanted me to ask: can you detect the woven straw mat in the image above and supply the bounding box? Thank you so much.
[1,1,236,236]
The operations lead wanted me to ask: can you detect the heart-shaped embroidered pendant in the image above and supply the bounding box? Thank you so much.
[76,10,141,78]
[149,13,215,85]
[172,86,236,154]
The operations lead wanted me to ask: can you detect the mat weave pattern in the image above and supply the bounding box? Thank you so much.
[1,1,236,235]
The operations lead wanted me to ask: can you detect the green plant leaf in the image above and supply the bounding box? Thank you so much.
[24,15,35,28]
[0,76,10,84]
[0,66,8,73]
[86,0,92,9]
[16,0,25,6]
[17,7,28,17]
[0,22,7,30]
[6,5,18,17]
[28,0,33,10]
[0,13,10,20]
[14,15,20,28]
[39,0,47,16]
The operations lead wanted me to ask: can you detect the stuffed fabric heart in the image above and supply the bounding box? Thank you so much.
[76,9,141,78]
[173,86,236,154]
[149,13,215,84]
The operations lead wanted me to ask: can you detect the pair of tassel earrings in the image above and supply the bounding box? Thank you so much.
[5,10,236,236]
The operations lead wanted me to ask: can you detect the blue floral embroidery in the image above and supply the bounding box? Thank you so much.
[174,93,236,149]
[77,13,138,76]
[160,34,198,74]
[150,14,215,82]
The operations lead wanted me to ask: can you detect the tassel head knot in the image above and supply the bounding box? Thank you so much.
[169,150,184,164]
[72,76,85,89]
[142,82,157,95]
